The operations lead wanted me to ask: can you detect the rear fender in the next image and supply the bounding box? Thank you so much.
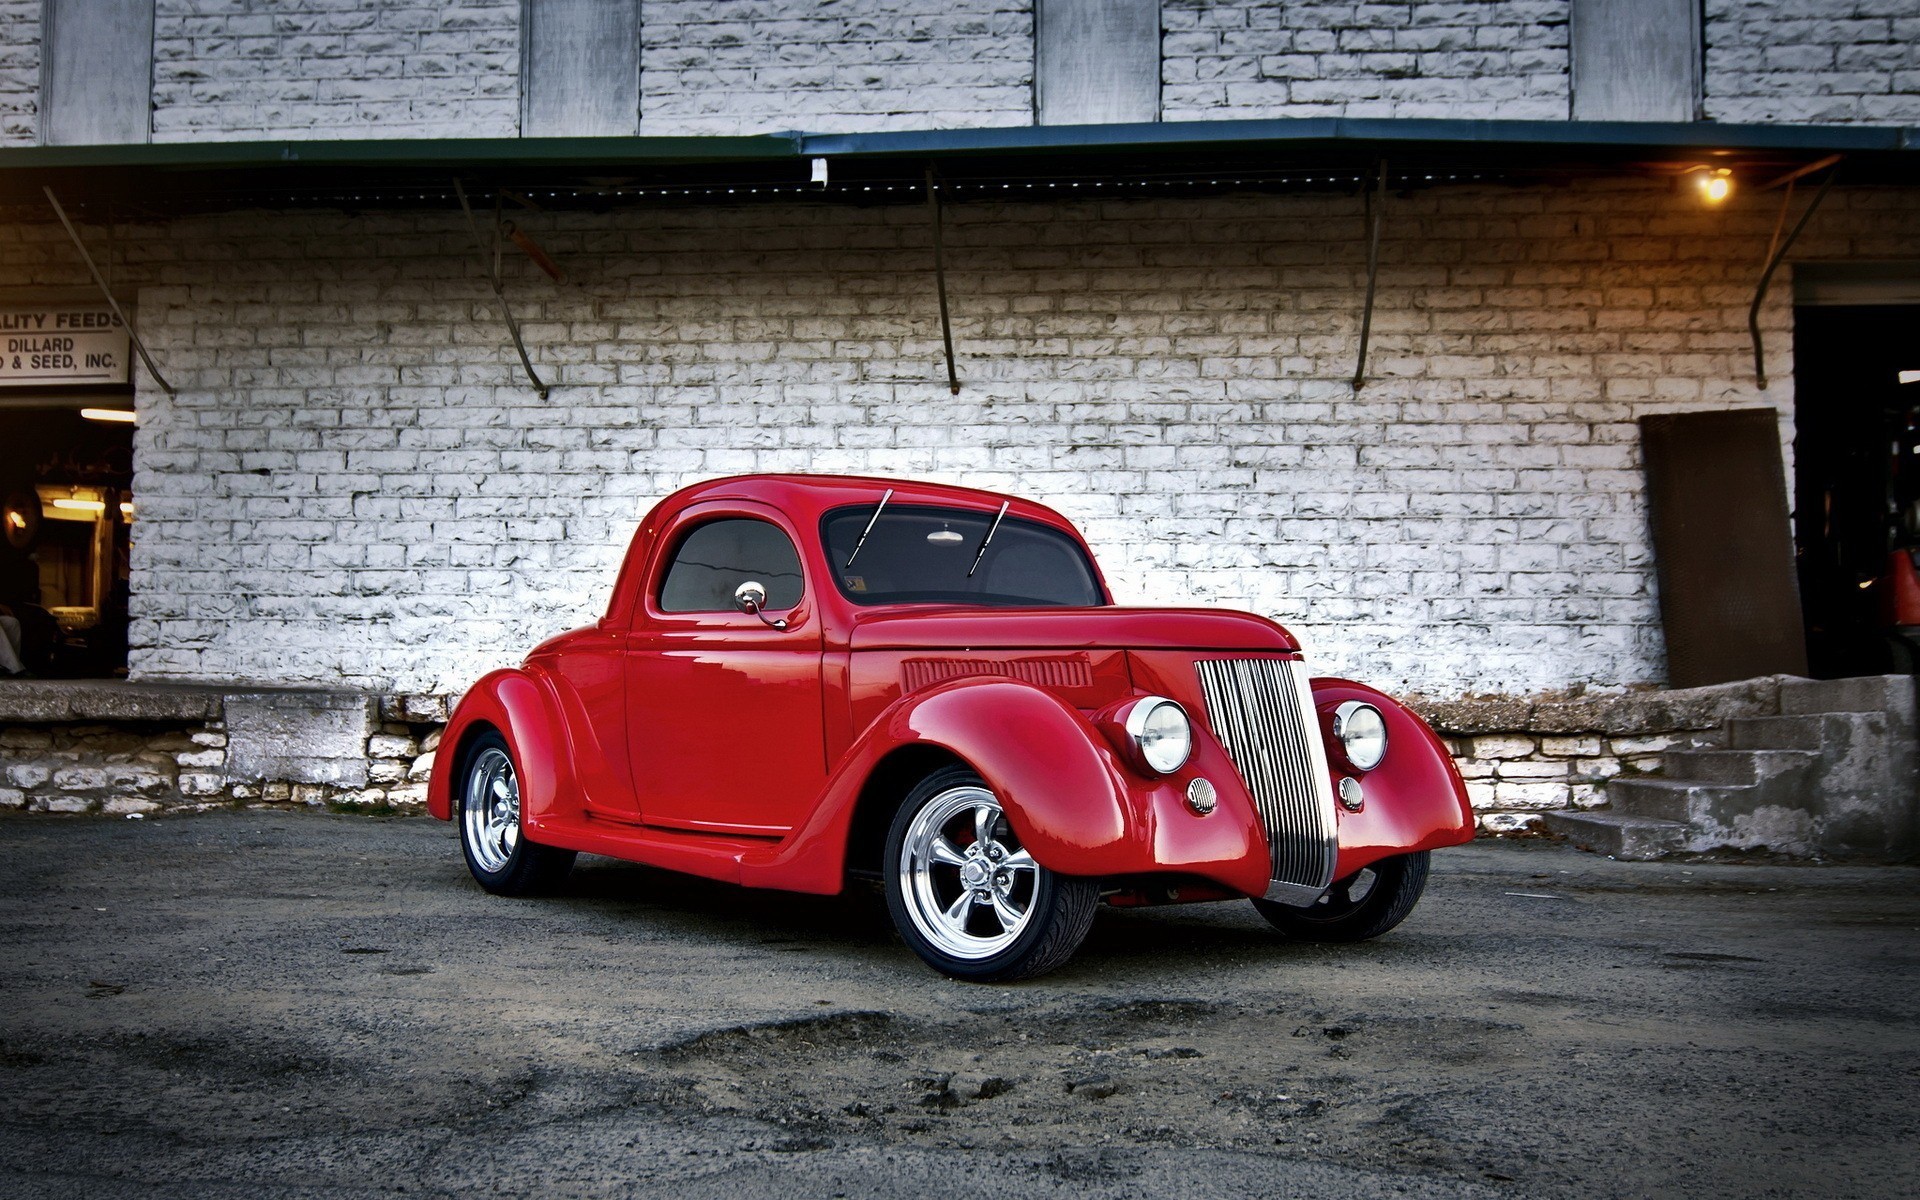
[1311,679,1476,879]
[426,669,574,825]
[742,677,1270,897]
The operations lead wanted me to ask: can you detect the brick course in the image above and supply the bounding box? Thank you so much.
[7,1,1915,144]
[1162,0,1572,121]
[1705,0,1920,124]
[150,0,524,141]
[640,0,1035,135]
[0,178,1903,697]
[0,0,37,145]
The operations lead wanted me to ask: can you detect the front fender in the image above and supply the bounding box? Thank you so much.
[426,668,573,825]
[741,677,1271,897]
[1313,679,1476,879]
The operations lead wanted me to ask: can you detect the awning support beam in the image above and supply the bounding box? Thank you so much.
[924,166,960,395]
[43,186,175,396]
[1749,166,1838,389]
[1351,160,1388,391]
[453,177,549,400]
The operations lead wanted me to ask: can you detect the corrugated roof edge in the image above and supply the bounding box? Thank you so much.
[0,117,1911,172]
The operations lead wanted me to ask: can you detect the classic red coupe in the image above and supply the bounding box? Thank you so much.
[428,474,1473,980]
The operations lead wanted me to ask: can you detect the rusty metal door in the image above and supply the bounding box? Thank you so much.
[1640,409,1809,687]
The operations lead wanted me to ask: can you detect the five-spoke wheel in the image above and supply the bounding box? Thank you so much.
[456,729,575,895]
[462,745,521,873]
[884,765,1097,981]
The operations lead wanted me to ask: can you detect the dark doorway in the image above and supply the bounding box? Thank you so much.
[1793,304,1920,678]
[0,406,134,677]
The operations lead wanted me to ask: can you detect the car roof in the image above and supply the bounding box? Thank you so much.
[653,473,1085,536]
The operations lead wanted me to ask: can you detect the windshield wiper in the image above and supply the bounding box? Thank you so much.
[967,500,1010,577]
[844,487,894,568]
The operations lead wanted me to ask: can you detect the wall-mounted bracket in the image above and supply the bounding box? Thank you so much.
[453,177,550,400]
[44,186,175,396]
[1749,164,1839,389]
[1351,160,1388,391]
[924,166,960,395]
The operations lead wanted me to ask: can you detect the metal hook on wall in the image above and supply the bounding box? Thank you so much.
[453,177,549,400]
[1749,161,1840,390]
[1352,159,1388,392]
[924,166,960,396]
[44,187,175,396]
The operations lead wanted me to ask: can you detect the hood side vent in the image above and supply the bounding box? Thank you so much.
[902,654,1094,693]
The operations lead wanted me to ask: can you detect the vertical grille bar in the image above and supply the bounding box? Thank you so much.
[1195,658,1339,898]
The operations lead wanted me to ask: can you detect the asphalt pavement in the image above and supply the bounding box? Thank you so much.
[0,811,1915,1198]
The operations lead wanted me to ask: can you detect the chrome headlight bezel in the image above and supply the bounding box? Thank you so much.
[1332,700,1388,772]
[1123,696,1193,776]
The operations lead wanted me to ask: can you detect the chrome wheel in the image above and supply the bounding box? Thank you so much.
[462,746,520,874]
[897,785,1040,961]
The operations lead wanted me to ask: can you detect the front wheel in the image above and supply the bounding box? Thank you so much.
[883,766,1098,982]
[457,730,575,896]
[1252,851,1430,943]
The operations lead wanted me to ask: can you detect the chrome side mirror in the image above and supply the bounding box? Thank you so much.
[732,580,788,630]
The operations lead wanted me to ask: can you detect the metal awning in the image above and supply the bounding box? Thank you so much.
[1,117,1914,214]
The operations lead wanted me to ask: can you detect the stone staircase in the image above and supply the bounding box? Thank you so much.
[1543,676,1920,861]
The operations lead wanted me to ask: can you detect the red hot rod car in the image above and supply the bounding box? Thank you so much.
[429,474,1473,980]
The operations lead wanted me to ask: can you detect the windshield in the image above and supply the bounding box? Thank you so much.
[821,503,1104,607]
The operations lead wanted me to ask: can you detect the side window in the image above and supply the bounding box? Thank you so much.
[658,518,805,613]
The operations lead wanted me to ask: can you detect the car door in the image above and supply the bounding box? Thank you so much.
[623,502,826,837]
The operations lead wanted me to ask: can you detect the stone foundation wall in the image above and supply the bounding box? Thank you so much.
[0,713,436,816]
[1410,676,1788,833]
[0,683,424,816]
[0,678,1796,835]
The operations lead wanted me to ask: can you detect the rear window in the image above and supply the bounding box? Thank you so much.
[820,503,1104,608]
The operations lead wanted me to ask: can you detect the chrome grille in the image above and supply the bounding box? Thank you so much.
[1194,657,1338,902]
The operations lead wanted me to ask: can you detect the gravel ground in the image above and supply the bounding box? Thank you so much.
[0,810,1915,1199]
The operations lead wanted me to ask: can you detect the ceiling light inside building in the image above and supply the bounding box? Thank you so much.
[80,407,137,423]
[1900,370,1920,385]
[51,498,106,513]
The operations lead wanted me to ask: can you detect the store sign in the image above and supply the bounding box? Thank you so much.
[0,305,132,387]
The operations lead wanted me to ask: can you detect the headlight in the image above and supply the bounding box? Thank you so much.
[1124,697,1192,775]
[1332,701,1388,771]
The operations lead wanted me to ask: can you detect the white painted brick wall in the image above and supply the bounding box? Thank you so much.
[150,0,524,141]
[1162,0,1572,120]
[4,180,1915,698]
[0,0,37,145]
[640,0,1035,135]
[1705,0,1920,124]
[4,1,1915,143]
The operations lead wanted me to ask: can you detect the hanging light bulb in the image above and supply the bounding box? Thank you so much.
[1697,168,1734,203]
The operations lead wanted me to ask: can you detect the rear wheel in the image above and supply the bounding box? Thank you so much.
[883,765,1098,982]
[457,730,575,896]
[1252,851,1430,943]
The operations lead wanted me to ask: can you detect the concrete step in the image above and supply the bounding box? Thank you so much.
[1779,674,1917,719]
[1659,747,1819,787]
[1542,810,1687,860]
[1606,776,1752,823]
[1724,714,1827,751]
[1725,710,1899,754]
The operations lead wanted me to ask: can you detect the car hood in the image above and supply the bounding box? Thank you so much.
[845,606,1298,653]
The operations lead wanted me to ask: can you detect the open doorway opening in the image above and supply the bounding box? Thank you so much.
[0,405,134,677]
[1793,303,1920,678]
